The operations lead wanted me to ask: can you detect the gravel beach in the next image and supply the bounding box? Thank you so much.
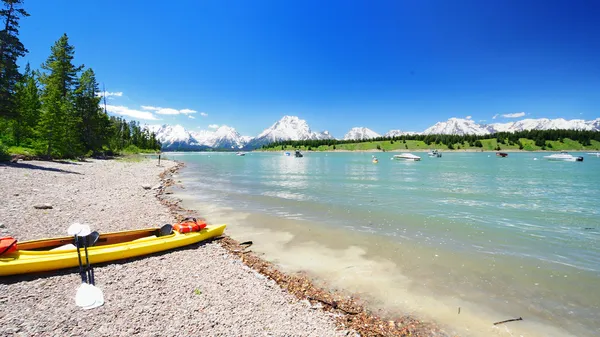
[0,158,354,336]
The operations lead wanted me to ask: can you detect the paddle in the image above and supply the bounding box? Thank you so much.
[68,223,104,310]
[83,232,100,285]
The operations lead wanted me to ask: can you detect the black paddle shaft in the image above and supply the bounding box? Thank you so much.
[74,235,87,283]
[83,239,94,285]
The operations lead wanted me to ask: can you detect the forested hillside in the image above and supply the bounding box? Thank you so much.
[0,0,160,160]
[262,129,600,152]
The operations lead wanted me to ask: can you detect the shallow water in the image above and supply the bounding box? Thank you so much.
[169,151,600,336]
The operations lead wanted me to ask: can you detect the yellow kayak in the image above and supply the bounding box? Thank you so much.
[0,224,226,276]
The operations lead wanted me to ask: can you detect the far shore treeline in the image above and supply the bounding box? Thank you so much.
[0,0,160,161]
[262,129,600,152]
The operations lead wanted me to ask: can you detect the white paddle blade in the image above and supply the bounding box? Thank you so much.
[75,283,104,310]
[68,223,91,236]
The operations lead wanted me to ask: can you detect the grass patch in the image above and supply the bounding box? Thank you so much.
[116,154,147,162]
[7,146,36,156]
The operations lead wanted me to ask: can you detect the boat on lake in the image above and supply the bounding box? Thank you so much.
[496,152,508,157]
[392,153,421,161]
[236,152,245,156]
[587,152,600,157]
[544,151,584,162]
[294,149,303,158]
[428,149,442,157]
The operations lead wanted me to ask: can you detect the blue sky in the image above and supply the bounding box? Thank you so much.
[18,0,599,137]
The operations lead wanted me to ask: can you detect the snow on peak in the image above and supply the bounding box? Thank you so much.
[487,118,600,133]
[423,118,491,135]
[384,130,420,137]
[248,115,332,148]
[343,127,381,140]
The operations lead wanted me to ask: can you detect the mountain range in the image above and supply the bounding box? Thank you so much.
[146,116,600,151]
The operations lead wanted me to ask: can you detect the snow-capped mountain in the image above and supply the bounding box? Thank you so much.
[146,124,205,150]
[384,130,420,137]
[421,117,600,135]
[423,118,491,135]
[147,124,248,150]
[487,118,600,133]
[343,127,381,140]
[190,125,248,149]
[146,116,600,151]
[245,115,333,148]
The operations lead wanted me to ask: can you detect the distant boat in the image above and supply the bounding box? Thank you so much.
[428,149,442,157]
[496,152,508,158]
[392,153,421,161]
[587,152,600,157]
[284,152,291,156]
[294,149,303,158]
[372,155,379,164]
[544,151,584,162]
[236,152,245,156]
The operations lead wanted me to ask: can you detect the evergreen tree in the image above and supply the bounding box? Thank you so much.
[38,34,83,157]
[0,0,28,118]
[75,68,109,153]
[11,62,39,145]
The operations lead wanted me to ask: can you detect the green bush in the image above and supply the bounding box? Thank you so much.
[0,141,11,161]
[123,144,142,154]
[7,146,35,156]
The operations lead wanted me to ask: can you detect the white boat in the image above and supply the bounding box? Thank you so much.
[543,151,583,162]
[392,153,421,161]
[587,152,600,157]
[427,149,442,157]
[236,152,245,156]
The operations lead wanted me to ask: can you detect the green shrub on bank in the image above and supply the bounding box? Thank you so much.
[122,144,142,154]
[7,146,36,157]
[0,141,10,161]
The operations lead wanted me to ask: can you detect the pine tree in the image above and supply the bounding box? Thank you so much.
[75,68,109,154]
[0,0,28,118]
[11,62,39,145]
[38,34,83,157]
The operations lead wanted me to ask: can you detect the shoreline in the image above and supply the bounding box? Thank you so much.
[157,160,448,337]
[0,158,355,336]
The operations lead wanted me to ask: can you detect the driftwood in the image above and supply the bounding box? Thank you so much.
[493,317,523,325]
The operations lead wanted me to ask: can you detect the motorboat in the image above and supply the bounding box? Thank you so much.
[284,152,291,156]
[587,152,600,157]
[428,149,442,157]
[544,151,584,162]
[236,152,245,156]
[372,155,379,164]
[392,153,421,161]
[496,152,508,158]
[294,149,303,158]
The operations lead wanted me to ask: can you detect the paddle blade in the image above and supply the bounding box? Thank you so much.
[87,231,100,247]
[75,283,104,310]
[68,223,91,236]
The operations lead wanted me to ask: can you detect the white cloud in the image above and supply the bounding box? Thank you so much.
[141,105,197,115]
[208,124,219,129]
[466,116,472,120]
[155,108,180,115]
[105,105,159,120]
[479,119,487,122]
[492,114,499,119]
[96,91,123,98]
[502,112,526,118]
[188,115,195,119]
[200,112,208,117]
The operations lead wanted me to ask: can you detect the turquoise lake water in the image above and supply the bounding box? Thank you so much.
[168,151,600,337]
